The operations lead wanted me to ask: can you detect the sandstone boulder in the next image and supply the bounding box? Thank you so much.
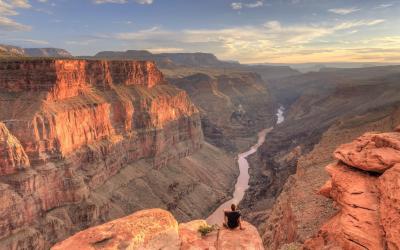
[334,132,400,173]
[52,209,180,250]
[53,209,264,250]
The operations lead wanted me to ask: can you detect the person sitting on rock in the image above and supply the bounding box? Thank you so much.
[223,204,244,230]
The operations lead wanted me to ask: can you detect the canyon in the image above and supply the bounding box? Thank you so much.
[1,48,400,250]
[240,65,400,249]
[0,58,243,249]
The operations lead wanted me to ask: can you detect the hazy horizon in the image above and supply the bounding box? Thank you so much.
[1,0,399,64]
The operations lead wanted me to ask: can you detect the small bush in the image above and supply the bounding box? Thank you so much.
[198,224,217,237]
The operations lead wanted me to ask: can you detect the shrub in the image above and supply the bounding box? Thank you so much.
[198,224,217,237]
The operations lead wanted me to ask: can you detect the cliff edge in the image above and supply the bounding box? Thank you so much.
[305,131,400,249]
[52,209,264,250]
[0,59,238,249]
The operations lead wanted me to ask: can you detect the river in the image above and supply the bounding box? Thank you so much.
[206,106,285,225]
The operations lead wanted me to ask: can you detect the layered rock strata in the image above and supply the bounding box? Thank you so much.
[0,59,164,100]
[170,72,276,152]
[52,209,264,250]
[305,131,400,249]
[248,105,400,249]
[0,59,237,249]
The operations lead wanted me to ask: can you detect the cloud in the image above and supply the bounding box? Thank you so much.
[231,1,263,10]
[0,16,31,30]
[0,1,18,16]
[7,38,48,44]
[0,1,32,31]
[10,0,31,8]
[93,0,127,3]
[328,7,360,15]
[231,2,242,10]
[333,19,385,30]
[93,0,153,4]
[148,47,183,53]
[135,0,152,4]
[112,19,387,63]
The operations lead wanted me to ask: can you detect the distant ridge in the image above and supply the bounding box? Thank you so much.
[94,50,239,68]
[93,49,300,79]
[0,44,72,58]
[24,48,72,58]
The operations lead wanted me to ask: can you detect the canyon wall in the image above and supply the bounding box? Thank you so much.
[0,59,237,249]
[259,107,400,249]
[0,59,164,99]
[240,66,400,249]
[170,72,277,152]
[52,209,264,250]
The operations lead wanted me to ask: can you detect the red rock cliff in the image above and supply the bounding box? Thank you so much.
[305,131,400,250]
[0,59,205,249]
[0,59,164,101]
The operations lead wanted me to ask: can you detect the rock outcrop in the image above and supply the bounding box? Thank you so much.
[0,59,164,100]
[0,59,238,249]
[334,132,400,173]
[53,209,264,250]
[240,65,400,249]
[305,130,400,250]
[246,103,400,250]
[0,122,30,175]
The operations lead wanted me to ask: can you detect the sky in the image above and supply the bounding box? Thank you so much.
[1,0,400,63]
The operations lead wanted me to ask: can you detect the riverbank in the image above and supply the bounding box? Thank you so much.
[206,106,285,225]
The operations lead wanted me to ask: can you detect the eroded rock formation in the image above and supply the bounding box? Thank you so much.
[0,59,237,249]
[170,72,276,152]
[247,104,400,250]
[52,209,264,250]
[305,131,400,250]
[0,59,164,100]
[0,122,30,175]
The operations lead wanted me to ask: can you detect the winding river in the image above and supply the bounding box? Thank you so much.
[206,106,285,225]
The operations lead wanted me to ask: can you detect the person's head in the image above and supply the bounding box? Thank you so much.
[231,204,236,211]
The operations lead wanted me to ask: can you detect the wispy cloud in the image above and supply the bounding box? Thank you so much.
[148,47,183,53]
[328,7,360,15]
[112,19,387,63]
[93,0,128,3]
[231,1,263,10]
[7,38,49,45]
[0,0,32,31]
[0,16,30,30]
[9,0,31,9]
[93,0,153,4]
[374,3,394,9]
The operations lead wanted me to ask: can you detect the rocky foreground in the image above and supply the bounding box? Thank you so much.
[52,209,264,250]
[305,130,400,249]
